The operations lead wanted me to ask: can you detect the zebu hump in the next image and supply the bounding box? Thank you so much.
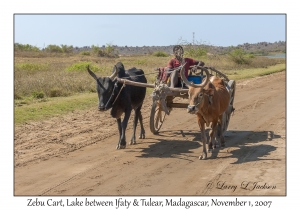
[125,68,147,83]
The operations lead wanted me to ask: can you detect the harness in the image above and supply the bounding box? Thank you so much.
[104,80,126,109]
[194,92,212,107]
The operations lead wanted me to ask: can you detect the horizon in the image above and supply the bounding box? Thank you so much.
[15,40,286,50]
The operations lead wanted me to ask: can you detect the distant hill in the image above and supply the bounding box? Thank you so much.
[74,41,286,56]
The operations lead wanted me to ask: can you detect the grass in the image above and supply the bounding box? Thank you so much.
[15,63,49,71]
[14,52,286,125]
[152,51,168,57]
[65,61,107,73]
[14,63,285,125]
[225,63,286,80]
[14,93,98,124]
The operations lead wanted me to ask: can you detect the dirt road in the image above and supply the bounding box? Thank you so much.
[14,71,286,196]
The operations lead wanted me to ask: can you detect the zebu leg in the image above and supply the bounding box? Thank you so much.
[219,114,226,147]
[130,107,140,145]
[198,117,208,160]
[116,109,131,149]
[116,118,123,149]
[208,121,218,152]
[137,107,145,139]
[216,122,221,147]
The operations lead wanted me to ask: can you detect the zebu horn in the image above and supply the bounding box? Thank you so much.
[180,64,210,88]
[109,65,119,80]
[87,65,98,81]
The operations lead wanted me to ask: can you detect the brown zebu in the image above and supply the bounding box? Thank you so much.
[180,65,230,160]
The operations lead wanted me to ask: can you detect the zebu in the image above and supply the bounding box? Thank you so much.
[180,65,230,160]
[87,62,147,149]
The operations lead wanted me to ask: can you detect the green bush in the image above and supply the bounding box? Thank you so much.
[91,44,119,58]
[152,51,168,57]
[49,88,66,97]
[105,44,115,55]
[177,40,208,58]
[65,62,103,72]
[135,59,147,65]
[15,63,49,71]
[43,44,73,53]
[184,45,207,58]
[32,91,45,99]
[14,93,23,100]
[246,54,256,59]
[45,45,63,53]
[60,45,73,53]
[14,43,40,52]
[228,48,251,65]
[91,45,101,55]
[80,51,90,56]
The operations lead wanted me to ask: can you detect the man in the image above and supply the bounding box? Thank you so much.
[166,45,205,88]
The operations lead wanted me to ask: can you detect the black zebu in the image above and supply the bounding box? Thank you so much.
[87,62,147,149]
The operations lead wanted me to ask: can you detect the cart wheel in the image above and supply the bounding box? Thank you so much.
[218,80,236,135]
[223,80,236,132]
[150,100,169,134]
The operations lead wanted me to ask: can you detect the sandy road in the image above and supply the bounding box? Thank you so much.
[14,71,286,196]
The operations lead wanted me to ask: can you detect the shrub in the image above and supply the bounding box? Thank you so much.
[135,59,147,65]
[91,45,101,55]
[45,45,63,53]
[43,44,73,53]
[80,51,90,56]
[152,51,168,57]
[89,88,96,93]
[32,91,45,99]
[14,93,23,100]
[49,88,66,97]
[228,48,251,65]
[60,45,73,53]
[14,43,40,52]
[91,44,119,58]
[65,62,103,72]
[177,40,208,58]
[184,45,207,58]
[105,44,115,55]
[246,53,256,58]
[15,63,49,71]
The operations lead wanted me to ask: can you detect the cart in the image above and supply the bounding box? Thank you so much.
[116,65,236,135]
[148,65,236,135]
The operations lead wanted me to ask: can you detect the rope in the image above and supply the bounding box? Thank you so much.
[104,82,117,108]
[112,80,126,105]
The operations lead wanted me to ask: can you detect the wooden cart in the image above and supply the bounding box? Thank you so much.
[116,66,236,135]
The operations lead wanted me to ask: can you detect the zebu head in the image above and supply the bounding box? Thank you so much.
[87,65,119,111]
[180,64,214,114]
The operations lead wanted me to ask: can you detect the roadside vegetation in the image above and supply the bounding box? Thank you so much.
[14,43,286,124]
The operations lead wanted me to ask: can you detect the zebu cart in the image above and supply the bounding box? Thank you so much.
[116,65,236,135]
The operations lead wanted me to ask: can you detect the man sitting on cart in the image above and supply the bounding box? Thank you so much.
[166,45,205,88]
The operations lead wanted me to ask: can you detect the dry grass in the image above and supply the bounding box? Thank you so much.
[14,52,170,99]
[14,51,285,99]
[14,51,285,124]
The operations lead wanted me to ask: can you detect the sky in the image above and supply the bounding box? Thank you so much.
[14,14,286,48]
